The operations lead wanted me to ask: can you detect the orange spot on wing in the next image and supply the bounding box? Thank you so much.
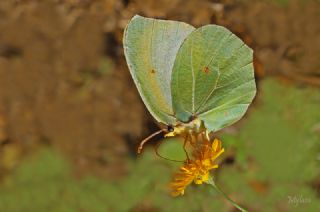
[203,66,209,74]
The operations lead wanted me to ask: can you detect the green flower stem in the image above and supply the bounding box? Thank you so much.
[207,177,247,212]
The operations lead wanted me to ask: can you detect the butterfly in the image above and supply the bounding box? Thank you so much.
[123,15,256,153]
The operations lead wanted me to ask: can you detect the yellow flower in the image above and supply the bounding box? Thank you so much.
[170,137,224,197]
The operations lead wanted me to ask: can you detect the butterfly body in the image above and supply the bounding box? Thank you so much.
[165,118,204,137]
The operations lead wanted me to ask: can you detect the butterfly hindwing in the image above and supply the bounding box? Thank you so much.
[124,15,195,125]
[171,25,256,131]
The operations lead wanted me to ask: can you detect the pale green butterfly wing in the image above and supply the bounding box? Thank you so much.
[171,25,256,131]
[123,15,195,125]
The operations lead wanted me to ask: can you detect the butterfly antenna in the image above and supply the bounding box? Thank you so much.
[137,129,164,154]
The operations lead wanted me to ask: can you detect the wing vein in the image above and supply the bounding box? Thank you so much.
[191,36,195,113]
[204,32,233,69]
[200,92,254,116]
[150,19,156,67]
[200,80,255,115]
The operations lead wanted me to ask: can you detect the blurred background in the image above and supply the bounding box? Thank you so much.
[0,0,319,211]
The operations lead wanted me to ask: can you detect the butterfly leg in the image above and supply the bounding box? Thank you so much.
[183,134,191,162]
[154,138,184,162]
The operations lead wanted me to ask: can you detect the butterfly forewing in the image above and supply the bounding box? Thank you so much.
[124,15,195,125]
[171,25,256,131]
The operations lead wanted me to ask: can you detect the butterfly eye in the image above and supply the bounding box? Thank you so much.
[167,125,174,132]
